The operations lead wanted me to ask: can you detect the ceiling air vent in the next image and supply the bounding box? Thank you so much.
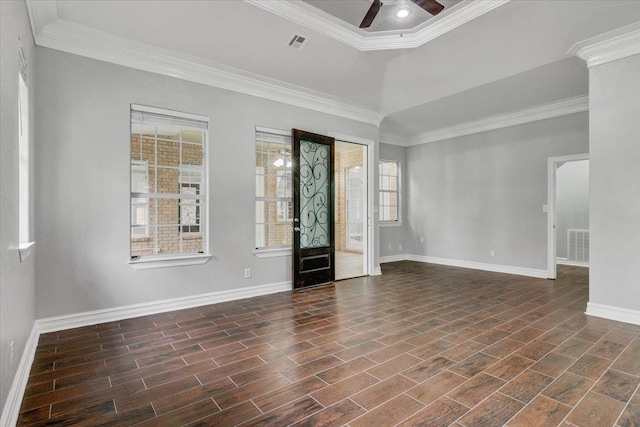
[288,34,310,50]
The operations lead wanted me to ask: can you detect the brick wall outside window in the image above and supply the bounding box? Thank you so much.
[131,135,203,257]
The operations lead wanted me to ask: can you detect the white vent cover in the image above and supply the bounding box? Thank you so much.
[288,34,310,50]
[567,229,589,263]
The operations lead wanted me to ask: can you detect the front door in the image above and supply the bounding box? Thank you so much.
[292,129,335,289]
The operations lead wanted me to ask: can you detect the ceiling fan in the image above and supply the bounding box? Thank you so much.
[360,0,445,28]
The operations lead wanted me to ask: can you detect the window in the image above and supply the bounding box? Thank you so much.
[255,129,292,250]
[379,160,400,222]
[130,105,208,261]
[18,40,33,259]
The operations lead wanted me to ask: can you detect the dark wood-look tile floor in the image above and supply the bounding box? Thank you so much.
[17,262,640,427]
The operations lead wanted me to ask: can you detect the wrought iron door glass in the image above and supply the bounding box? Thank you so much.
[299,140,330,248]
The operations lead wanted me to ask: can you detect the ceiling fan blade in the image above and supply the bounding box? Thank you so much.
[410,0,445,16]
[360,0,383,28]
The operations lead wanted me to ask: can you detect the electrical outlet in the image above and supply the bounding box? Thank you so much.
[419,236,425,243]
[244,268,251,279]
[490,250,496,257]
[399,245,403,251]
[10,341,14,364]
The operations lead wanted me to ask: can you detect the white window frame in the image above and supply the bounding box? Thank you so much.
[129,104,210,269]
[18,39,34,261]
[131,160,149,238]
[254,127,293,258]
[180,165,203,234]
[379,159,401,225]
[275,169,292,222]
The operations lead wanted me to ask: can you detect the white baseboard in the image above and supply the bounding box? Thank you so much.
[379,254,409,264]
[0,325,39,427]
[372,266,383,276]
[557,258,589,267]
[37,281,292,334]
[408,255,548,278]
[586,302,640,326]
[380,253,547,279]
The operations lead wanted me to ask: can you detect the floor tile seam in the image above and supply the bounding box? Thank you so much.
[387,372,420,390]
[443,388,479,410]
[147,396,222,427]
[212,344,277,367]
[591,385,638,405]
[614,384,640,427]
[557,336,599,355]
[555,343,631,427]
[594,336,637,377]
[332,343,384,362]
[386,393,431,427]
[20,378,116,414]
[451,388,522,426]
[480,369,511,385]
[529,359,575,382]
[319,369,385,403]
[558,387,624,427]
[209,372,296,412]
[536,329,579,351]
[449,350,498,373]
[250,380,329,416]
[498,370,555,406]
[506,386,573,426]
[348,389,424,425]
[533,375,579,408]
[247,392,325,427]
[480,336,540,361]
[34,346,124,367]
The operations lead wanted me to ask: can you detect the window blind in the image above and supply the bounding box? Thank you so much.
[131,105,208,130]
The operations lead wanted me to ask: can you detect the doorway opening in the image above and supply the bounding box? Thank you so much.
[547,153,589,279]
[335,141,368,280]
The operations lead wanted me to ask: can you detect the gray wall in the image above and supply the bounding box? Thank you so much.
[0,0,36,412]
[379,143,407,258]
[556,160,589,259]
[34,48,379,318]
[589,54,640,313]
[405,112,589,271]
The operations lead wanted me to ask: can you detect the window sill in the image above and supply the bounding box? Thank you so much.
[380,221,403,227]
[129,254,211,270]
[19,242,35,262]
[253,248,291,258]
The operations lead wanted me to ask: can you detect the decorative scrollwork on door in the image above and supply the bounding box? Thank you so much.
[299,140,330,248]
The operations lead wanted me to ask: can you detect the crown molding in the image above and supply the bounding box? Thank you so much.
[26,6,383,126]
[385,95,588,147]
[246,0,510,51]
[568,22,640,68]
[25,0,57,38]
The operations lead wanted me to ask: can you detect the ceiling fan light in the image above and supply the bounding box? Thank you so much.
[396,8,410,18]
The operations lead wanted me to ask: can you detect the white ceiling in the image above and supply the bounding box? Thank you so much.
[39,0,640,141]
